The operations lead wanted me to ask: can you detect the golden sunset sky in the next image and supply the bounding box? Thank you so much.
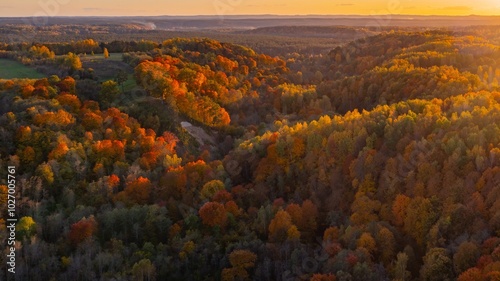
[1,0,499,17]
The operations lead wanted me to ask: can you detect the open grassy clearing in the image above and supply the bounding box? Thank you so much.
[0,59,45,79]
[80,53,138,90]
[81,52,123,62]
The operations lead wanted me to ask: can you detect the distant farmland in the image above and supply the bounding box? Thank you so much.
[0,59,44,79]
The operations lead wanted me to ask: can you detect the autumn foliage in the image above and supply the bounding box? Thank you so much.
[114,177,152,205]
[199,202,227,228]
[69,216,97,245]
[3,31,500,280]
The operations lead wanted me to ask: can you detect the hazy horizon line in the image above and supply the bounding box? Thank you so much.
[1,14,500,19]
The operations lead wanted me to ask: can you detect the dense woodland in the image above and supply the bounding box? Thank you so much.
[0,23,373,57]
[0,27,500,281]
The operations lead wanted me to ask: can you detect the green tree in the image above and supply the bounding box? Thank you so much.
[100,80,120,105]
[115,69,129,93]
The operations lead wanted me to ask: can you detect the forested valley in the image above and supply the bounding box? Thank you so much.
[0,26,500,281]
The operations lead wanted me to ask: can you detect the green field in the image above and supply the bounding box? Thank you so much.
[0,59,45,79]
[79,53,138,91]
[82,52,123,62]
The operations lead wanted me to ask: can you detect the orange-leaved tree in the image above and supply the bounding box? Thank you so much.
[199,202,227,228]
[69,216,97,245]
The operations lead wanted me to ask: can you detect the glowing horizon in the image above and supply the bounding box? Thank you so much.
[0,0,499,17]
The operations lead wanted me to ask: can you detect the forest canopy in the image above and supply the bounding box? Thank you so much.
[0,28,500,280]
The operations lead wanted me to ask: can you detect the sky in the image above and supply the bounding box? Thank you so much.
[1,0,500,17]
